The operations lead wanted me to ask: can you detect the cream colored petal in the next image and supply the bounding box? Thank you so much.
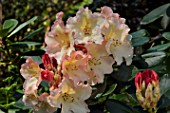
[110,42,133,65]
[20,57,40,79]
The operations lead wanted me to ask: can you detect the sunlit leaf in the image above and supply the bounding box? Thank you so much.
[3,19,18,33]
[141,3,170,25]
[10,41,41,46]
[7,16,38,37]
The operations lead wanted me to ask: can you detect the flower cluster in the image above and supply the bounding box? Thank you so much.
[20,6,133,113]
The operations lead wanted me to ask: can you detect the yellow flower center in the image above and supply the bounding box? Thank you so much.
[89,57,101,66]
[62,93,74,103]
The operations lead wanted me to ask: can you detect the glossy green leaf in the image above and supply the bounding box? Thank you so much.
[162,32,170,40]
[3,19,18,33]
[130,29,147,38]
[13,98,31,109]
[23,56,42,64]
[160,74,170,96]
[21,27,44,41]
[7,16,38,37]
[161,13,170,29]
[147,43,170,51]
[102,84,117,96]
[10,41,41,46]
[141,3,170,25]
[132,36,149,47]
[142,51,166,67]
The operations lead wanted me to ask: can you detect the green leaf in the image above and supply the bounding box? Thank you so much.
[128,66,139,81]
[7,16,38,37]
[21,27,44,41]
[132,36,149,47]
[13,98,31,109]
[0,28,10,37]
[3,19,18,33]
[102,84,117,96]
[10,41,41,46]
[111,64,133,82]
[167,5,170,17]
[147,43,170,51]
[109,93,139,107]
[158,95,170,109]
[160,74,170,96]
[0,110,5,113]
[23,56,42,64]
[161,13,170,29]
[142,51,166,67]
[90,78,107,99]
[162,32,170,40]
[106,100,139,113]
[141,3,170,25]
[130,29,148,38]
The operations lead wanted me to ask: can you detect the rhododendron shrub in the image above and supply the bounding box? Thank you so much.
[20,6,134,113]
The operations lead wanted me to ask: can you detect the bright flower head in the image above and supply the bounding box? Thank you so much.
[45,12,74,64]
[48,78,92,113]
[67,7,104,44]
[101,6,133,65]
[20,6,134,113]
[135,70,160,111]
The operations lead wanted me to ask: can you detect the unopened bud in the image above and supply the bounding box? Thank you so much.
[42,54,53,70]
[135,70,160,111]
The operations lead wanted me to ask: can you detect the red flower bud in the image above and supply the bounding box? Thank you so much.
[135,70,160,111]
[42,54,53,70]
[41,70,54,81]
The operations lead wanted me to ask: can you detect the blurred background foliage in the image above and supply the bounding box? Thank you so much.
[0,0,170,113]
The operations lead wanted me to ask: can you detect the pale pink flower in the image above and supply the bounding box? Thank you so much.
[48,78,92,113]
[20,57,41,79]
[67,7,104,44]
[45,12,74,64]
[62,51,90,83]
[101,6,133,65]
[20,57,41,94]
[23,93,57,113]
[85,43,115,84]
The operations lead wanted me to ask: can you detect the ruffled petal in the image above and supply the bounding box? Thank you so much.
[20,57,40,79]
